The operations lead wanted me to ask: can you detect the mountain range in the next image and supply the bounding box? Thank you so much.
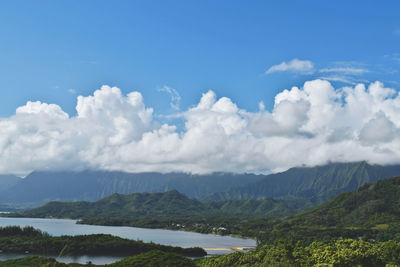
[203,161,400,205]
[0,171,264,207]
[1,161,400,210]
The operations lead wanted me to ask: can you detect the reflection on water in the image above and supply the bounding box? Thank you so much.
[0,253,124,265]
[0,217,256,264]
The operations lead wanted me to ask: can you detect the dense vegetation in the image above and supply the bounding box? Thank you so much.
[0,225,206,257]
[255,176,400,245]
[110,250,195,267]
[195,239,400,266]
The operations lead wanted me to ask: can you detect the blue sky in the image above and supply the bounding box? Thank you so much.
[1,0,399,117]
[2,1,400,175]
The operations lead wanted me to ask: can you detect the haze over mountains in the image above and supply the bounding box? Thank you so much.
[0,175,21,191]
[0,171,264,206]
[1,161,400,210]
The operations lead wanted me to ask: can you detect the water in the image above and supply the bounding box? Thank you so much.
[0,217,256,264]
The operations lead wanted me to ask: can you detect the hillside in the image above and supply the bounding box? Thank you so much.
[12,190,295,220]
[256,175,400,245]
[288,175,400,228]
[0,171,264,206]
[210,198,294,217]
[204,162,400,205]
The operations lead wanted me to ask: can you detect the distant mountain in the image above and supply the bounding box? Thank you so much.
[203,162,400,205]
[0,175,21,192]
[13,190,294,219]
[3,161,399,209]
[0,171,264,206]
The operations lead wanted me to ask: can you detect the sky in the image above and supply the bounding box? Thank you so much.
[1,1,400,175]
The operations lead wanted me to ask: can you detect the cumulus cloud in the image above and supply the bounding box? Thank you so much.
[265,59,314,74]
[1,81,400,176]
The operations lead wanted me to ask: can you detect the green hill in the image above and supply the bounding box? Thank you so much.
[289,175,400,228]
[13,190,295,220]
[257,175,400,244]
[17,190,207,218]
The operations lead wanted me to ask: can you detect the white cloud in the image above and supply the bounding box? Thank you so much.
[317,76,357,85]
[359,111,398,145]
[158,86,181,110]
[68,89,76,94]
[319,67,370,75]
[1,81,400,175]
[266,59,372,84]
[265,59,314,74]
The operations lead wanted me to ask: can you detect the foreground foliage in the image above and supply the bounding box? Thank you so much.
[3,239,400,266]
[196,239,400,267]
[0,250,194,266]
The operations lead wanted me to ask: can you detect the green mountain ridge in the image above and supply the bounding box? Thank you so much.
[203,161,400,205]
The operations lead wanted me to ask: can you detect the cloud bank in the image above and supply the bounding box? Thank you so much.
[1,80,400,175]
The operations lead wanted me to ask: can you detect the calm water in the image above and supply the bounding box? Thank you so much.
[0,217,256,264]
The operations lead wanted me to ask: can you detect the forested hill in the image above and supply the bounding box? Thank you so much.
[256,175,400,245]
[288,175,400,228]
[0,171,264,205]
[203,162,400,204]
[11,190,295,219]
